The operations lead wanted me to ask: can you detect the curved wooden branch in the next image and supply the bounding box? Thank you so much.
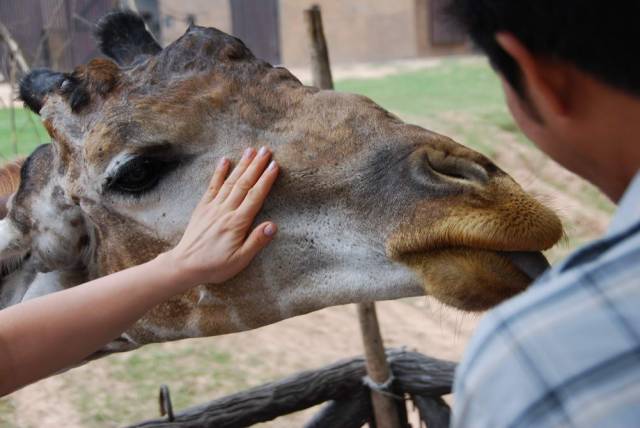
[0,20,29,74]
[127,349,455,428]
[391,350,455,397]
[304,386,372,428]
[413,395,451,428]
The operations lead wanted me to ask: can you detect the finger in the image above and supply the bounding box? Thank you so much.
[200,157,230,205]
[236,160,279,219]
[233,222,277,265]
[214,147,256,203]
[224,147,272,209]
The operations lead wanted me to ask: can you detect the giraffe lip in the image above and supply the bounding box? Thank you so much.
[499,251,550,281]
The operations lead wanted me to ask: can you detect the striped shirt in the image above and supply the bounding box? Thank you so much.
[452,171,640,428]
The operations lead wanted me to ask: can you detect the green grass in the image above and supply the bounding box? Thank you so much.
[335,58,531,157]
[336,60,507,115]
[0,107,48,159]
[0,399,17,426]
[66,342,248,426]
[336,59,515,124]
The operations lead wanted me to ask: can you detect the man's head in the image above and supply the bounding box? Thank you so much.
[450,0,640,201]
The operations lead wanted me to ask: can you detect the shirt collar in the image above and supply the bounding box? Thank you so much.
[607,170,640,235]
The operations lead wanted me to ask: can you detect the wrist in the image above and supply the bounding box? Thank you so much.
[151,251,198,293]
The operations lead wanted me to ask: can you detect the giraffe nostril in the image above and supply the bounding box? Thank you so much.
[426,151,489,184]
[409,148,491,189]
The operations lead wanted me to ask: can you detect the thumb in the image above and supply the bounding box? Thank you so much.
[235,222,277,264]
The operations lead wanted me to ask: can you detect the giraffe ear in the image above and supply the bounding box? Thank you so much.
[95,10,162,66]
[19,69,66,114]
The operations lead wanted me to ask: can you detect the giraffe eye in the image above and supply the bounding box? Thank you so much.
[108,157,170,194]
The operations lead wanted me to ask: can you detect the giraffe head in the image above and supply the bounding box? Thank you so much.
[0,12,562,346]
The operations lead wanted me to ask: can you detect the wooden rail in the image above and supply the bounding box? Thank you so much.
[127,349,455,428]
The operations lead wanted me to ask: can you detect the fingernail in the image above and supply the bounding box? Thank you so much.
[267,160,277,171]
[218,157,228,167]
[264,223,276,237]
[243,148,255,159]
[258,146,269,157]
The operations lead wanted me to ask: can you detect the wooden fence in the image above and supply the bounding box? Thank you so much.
[127,349,455,428]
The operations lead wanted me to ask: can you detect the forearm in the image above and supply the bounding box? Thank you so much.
[0,253,186,396]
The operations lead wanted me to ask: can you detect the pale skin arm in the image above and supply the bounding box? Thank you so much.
[0,146,279,397]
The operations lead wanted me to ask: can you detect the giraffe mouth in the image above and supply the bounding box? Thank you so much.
[393,246,551,311]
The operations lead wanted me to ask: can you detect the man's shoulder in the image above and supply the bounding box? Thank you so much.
[453,227,640,427]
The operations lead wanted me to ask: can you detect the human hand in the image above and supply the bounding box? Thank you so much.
[164,147,279,287]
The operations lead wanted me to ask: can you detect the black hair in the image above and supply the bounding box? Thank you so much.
[449,0,640,98]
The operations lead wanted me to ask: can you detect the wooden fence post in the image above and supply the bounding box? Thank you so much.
[303,5,403,427]
[303,6,334,90]
[357,303,404,428]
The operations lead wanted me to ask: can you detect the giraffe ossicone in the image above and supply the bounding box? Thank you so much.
[0,11,562,359]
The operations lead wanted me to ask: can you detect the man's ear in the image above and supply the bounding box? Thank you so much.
[496,32,571,118]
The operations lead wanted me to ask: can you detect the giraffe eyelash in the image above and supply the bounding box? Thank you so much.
[105,156,178,196]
